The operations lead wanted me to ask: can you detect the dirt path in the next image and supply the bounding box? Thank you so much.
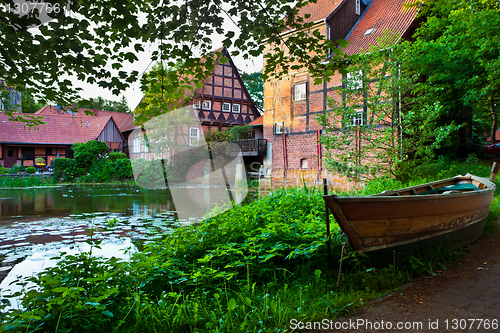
[309,225,500,332]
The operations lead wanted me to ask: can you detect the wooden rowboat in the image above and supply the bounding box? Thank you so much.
[323,174,496,265]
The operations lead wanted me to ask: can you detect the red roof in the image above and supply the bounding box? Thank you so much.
[0,111,121,145]
[248,116,263,127]
[295,0,342,24]
[343,0,419,55]
[35,106,134,133]
[0,113,89,145]
[85,115,113,140]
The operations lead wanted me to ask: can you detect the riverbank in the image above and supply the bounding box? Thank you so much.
[1,157,498,332]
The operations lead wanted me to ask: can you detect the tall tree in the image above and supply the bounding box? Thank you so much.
[77,96,131,113]
[240,71,264,113]
[400,0,500,155]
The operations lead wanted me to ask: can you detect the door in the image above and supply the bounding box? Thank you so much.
[4,146,18,168]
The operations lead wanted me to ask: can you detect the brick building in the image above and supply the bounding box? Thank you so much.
[262,0,419,189]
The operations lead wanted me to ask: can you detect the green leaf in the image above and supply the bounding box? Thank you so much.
[102,310,114,318]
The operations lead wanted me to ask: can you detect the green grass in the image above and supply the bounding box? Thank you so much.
[1,158,498,332]
[0,175,56,188]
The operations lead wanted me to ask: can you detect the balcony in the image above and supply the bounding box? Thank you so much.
[230,139,267,156]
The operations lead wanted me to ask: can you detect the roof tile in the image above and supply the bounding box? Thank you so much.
[343,0,420,55]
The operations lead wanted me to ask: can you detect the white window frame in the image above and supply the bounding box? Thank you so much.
[232,103,241,113]
[189,127,200,146]
[223,102,231,112]
[202,100,211,110]
[133,137,141,153]
[274,122,284,134]
[294,83,307,101]
[193,100,201,109]
[352,110,364,127]
[346,70,363,90]
[355,0,361,15]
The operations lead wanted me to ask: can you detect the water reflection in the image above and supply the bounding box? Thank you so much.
[0,185,175,222]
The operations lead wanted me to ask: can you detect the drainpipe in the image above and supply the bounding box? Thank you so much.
[317,129,322,180]
[282,131,288,175]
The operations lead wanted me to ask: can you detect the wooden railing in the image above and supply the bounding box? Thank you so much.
[230,139,267,156]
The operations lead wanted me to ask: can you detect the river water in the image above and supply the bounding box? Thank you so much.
[0,185,182,306]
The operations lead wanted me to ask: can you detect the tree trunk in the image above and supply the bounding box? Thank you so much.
[491,95,497,145]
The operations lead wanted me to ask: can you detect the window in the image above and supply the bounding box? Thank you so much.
[232,104,240,113]
[21,147,34,160]
[8,150,13,157]
[294,83,307,101]
[193,100,201,109]
[202,100,211,110]
[364,28,376,36]
[46,147,52,155]
[352,111,364,127]
[346,70,363,90]
[133,137,141,153]
[355,0,361,15]
[301,158,309,169]
[274,122,284,134]
[189,127,200,146]
[223,102,231,112]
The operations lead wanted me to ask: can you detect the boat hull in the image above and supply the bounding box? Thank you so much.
[323,175,495,265]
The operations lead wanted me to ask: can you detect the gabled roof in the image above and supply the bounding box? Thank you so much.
[35,106,134,133]
[0,113,88,145]
[295,0,343,24]
[248,116,263,127]
[85,115,113,140]
[0,111,121,145]
[343,0,420,55]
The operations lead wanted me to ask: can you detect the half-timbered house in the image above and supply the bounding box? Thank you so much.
[262,0,420,188]
[128,47,263,163]
[0,107,134,168]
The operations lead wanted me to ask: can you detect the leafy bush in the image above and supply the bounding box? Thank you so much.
[230,124,253,140]
[114,158,132,180]
[73,140,109,171]
[53,158,83,182]
[0,166,7,174]
[205,129,231,143]
[89,159,113,182]
[8,163,26,174]
[26,166,36,174]
[108,151,127,162]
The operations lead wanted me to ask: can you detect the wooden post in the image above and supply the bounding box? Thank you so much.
[323,178,333,268]
[491,162,499,182]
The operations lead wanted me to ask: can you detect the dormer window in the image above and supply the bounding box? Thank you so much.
[364,28,376,36]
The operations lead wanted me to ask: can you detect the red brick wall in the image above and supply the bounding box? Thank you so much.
[263,48,350,187]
